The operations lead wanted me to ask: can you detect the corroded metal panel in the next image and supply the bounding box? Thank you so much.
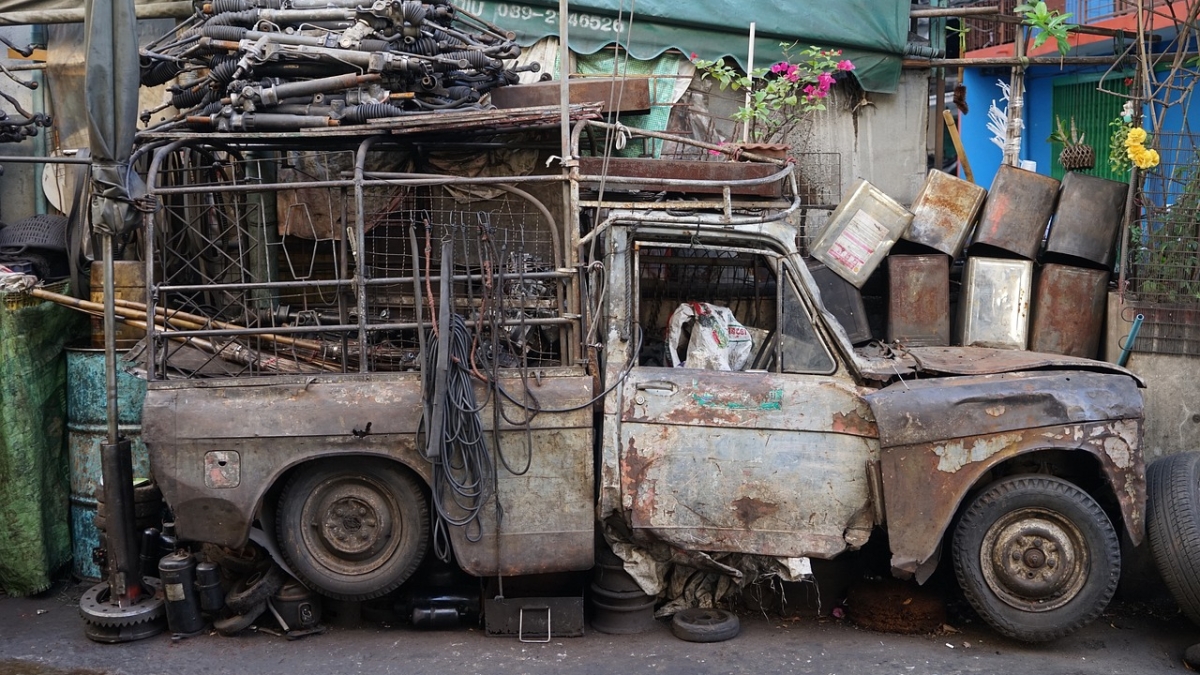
[618,368,878,558]
[904,169,987,258]
[1030,263,1109,358]
[577,157,784,197]
[881,419,1145,580]
[1046,173,1129,268]
[865,370,1143,448]
[810,179,914,288]
[954,256,1033,350]
[144,372,594,577]
[887,254,950,346]
[972,164,1060,260]
[904,345,1142,383]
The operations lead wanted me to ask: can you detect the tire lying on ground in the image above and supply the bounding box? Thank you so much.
[952,475,1121,642]
[670,608,740,643]
[1147,452,1200,626]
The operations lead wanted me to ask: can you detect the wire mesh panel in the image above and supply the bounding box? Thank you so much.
[1126,131,1200,355]
[145,143,573,379]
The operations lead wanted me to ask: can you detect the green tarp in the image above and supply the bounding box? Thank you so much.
[0,290,87,596]
[472,0,909,92]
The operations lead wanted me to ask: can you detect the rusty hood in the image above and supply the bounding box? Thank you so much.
[864,368,1144,449]
[903,346,1145,386]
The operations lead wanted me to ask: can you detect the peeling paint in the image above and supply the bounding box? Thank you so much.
[691,388,783,411]
[985,405,1005,417]
[1103,436,1133,469]
[933,434,1021,472]
[731,496,780,527]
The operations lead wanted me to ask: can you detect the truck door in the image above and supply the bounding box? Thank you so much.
[615,243,879,559]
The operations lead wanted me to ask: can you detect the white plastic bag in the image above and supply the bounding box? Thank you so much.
[666,302,754,371]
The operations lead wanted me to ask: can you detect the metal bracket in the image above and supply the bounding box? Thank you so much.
[518,605,551,643]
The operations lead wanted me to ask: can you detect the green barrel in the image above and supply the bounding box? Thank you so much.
[67,348,148,580]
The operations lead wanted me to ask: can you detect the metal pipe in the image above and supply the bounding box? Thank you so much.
[1117,313,1145,367]
[0,155,92,164]
[910,5,999,17]
[0,1,194,25]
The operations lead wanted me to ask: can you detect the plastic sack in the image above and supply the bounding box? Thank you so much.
[666,302,754,371]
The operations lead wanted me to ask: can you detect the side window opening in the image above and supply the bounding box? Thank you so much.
[632,244,832,374]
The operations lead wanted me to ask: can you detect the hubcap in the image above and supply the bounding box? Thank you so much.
[302,476,401,576]
[980,507,1089,613]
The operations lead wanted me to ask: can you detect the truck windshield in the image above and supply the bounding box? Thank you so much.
[780,267,836,374]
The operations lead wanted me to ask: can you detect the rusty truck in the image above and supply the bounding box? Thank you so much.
[137,120,1145,642]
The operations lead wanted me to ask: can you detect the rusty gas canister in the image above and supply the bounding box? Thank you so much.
[1029,263,1110,358]
[971,165,1060,260]
[887,254,950,346]
[810,179,913,288]
[954,256,1033,350]
[1045,173,1129,268]
[904,169,987,258]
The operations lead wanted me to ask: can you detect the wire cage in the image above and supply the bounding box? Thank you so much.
[1123,130,1200,355]
[143,140,575,379]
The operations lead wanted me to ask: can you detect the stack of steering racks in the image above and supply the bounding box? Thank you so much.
[139,0,541,133]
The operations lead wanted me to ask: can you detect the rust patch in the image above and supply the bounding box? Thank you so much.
[622,436,653,487]
[732,496,779,528]
[831,409,878,437]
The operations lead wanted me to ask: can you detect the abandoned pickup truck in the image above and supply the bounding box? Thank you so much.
[139,123,1144,643]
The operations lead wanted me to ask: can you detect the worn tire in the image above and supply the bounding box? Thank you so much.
[670,608,741,643]
[1147,452,1200,627]
[276,458,429,601]
[952,475,1120,643]
[200,543,270,577]
[214,601,266,636]
[225,562,287,615]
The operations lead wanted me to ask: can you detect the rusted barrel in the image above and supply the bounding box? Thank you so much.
[67,347,149,580]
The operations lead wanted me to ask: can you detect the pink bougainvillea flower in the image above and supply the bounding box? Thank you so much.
[837,59,855,71]
[803,84,818,98]
[817,72,836,89]
[770,61,789,75]
[785,64,800,82]
[690,52,698,61]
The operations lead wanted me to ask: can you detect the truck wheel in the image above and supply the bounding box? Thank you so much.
[276,458,429,601]
[670,608,740,643]
[952,475,1120,642]
[1147,452,1200,626]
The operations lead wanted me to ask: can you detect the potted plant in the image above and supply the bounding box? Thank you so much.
[1048,115,1095,171]
[692,43,854,158]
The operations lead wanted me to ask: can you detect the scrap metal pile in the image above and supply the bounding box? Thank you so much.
[140,0,538,132]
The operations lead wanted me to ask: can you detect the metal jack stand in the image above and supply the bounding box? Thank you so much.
[78,235,166,642]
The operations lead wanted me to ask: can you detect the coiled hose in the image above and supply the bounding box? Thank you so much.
[423,313,495,558]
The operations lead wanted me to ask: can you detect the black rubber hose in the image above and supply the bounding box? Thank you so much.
[438,50,494,70]
[406,36,438,55]
[141,60,184,87]
[205,9,259,26]
[170,86,207,109]
[340,103,407,124]
[201,25,249,41]
[400,1,427,24]
[357,38,391,53]
[207,59,240,85]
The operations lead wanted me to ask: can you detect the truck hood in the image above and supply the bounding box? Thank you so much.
[853,345,1144,388]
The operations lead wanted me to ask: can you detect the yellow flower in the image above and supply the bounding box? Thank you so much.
[1126,127,1148,145]
[1133,148,1160,170]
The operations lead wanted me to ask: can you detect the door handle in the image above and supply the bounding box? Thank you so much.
[636,380,678,394]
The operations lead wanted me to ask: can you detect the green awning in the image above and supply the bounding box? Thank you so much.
[472,0,909,93]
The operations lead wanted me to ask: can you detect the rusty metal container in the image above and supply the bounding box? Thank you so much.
[1029,263,1110,358]
[954,256,1033,350]
[904,169,987,258]
[807,259,872,344]
[887,254,950,346]
[811,179,913,288]
[90,260,146,349]
[1045,173,1129,268]
[67,348,148,580]
[971,165,1060,260]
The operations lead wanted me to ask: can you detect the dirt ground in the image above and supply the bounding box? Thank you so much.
[0,577,1194,675]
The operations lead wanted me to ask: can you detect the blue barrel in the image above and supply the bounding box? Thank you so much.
[67,348,148,581]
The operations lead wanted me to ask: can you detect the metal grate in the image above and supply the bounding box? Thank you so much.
[145,143,573,379]
[1125,131,1200,355]
[1050,77,1131,181]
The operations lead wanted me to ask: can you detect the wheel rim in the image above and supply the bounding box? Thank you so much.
[980,506,1089,612]
[300,474,402,577]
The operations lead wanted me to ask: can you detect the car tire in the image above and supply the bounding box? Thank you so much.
[225,562,287,615]
[670,608,740,643]
[1147,452,1200,626]
[276,458,429,601]
[952,475,1120,643]
[214,601,266,636]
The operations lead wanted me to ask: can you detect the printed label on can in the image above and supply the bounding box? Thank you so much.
[827,209,888,276]
[165,583,186,602]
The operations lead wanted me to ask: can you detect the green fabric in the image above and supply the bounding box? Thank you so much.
[0,289,87,596]
[575,50,684,157]
[473,0,908,92]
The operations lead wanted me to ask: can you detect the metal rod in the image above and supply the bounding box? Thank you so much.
[102,235,118,445]
[1117,314,1145,367]
[910,5,999,17]
[0,155,91,164]
[905,55,1136,67]
[0,1,193,25]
